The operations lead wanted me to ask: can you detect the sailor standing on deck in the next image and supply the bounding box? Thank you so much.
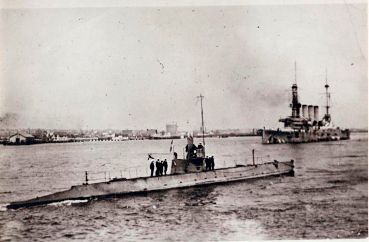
[160,160,164,176]
[163,159,168,175]
[155,159,160,176]
[210,156,215,170]
[150,160,155,177]
[205,156,210,171]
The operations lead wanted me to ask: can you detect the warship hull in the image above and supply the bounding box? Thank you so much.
[262,128,350,144]
[7,160,294,209]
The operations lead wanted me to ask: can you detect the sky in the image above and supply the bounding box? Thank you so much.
[0,1,367,130]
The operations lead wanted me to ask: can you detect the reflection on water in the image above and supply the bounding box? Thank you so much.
[0,133,367,241]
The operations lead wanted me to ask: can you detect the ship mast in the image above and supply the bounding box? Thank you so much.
[294,61,297,85]
[291,61,301,118]
[197,94,205,146]
[324,68,331,122]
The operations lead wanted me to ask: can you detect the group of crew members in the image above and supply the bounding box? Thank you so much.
[149,155,215,176]
[149,139,216,176]
[205,156,215,171]
[186,142,205,159]
[149,159,168,177]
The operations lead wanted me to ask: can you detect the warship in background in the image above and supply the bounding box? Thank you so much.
[262,70,350,144]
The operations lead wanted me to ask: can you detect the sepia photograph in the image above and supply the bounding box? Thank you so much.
[0,0,367,241]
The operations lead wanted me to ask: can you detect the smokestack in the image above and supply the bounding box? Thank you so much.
[308,105,314,120]
[314,106,319,121]
[302,105,307,118]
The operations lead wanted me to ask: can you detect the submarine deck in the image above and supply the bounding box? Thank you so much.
[7,161,294,209]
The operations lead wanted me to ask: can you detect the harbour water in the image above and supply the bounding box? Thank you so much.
[0,133,367,241]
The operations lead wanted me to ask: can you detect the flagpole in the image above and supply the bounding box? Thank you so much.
[197,94,205,146]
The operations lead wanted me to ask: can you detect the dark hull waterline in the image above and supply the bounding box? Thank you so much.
[262,129,350,144]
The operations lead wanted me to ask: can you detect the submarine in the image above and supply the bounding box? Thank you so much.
[7,147,294,209]
[7,94,294,209]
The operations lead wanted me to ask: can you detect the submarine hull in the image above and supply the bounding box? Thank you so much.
[7,160,294,209]
[262,128,350,144]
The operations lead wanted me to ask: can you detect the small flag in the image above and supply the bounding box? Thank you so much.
[169,140,173,152]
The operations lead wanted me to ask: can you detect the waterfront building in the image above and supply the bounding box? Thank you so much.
[9,133,35,144]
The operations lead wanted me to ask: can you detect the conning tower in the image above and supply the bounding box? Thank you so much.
[291,83,301,118]
[291,62,301,118]
[279,62,304,129]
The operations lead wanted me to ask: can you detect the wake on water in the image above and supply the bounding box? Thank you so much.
[0,199,89,211]
[0,203,9,211]
[48,199,89,207]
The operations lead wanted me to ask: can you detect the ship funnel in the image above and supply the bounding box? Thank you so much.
[314,106,319,121]
[308,105,314,120]
[302,105,308,118]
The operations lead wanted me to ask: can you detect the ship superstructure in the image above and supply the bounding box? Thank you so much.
[262,69,350,144]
